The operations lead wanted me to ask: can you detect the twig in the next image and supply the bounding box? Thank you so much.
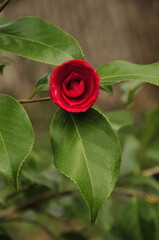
[18,97,51,104]
[2,217,56,239]
[6,182,36,200]
[0,190,72,219]
[0,0,11,12]
[142,166,159,176]
[114,187,159,202]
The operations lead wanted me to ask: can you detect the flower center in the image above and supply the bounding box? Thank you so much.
[63,73,85,98]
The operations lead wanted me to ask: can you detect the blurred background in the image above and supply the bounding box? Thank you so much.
[0,0,159,239]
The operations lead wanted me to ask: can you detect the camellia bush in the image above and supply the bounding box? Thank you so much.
[1,1,159,239]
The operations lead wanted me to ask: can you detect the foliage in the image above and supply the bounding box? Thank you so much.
[0,2,159,239]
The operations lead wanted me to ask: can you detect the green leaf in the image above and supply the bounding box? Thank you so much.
[120,81,143,107]
[60,231,87,240]
[0,17,10,25]
[0,94,34,189]
[0,17,84,65]
[140,107,159,149]
[113,198,159,240]
[50,108,121,223]
[127,175,159,192]
[100,85,113,94]
[120,135,140,176]
[106,109,134,131]
[28,73,50,99]
[35,73,50,92]
[22,151,62,190]
[0,50,12,74]
[139,107,159,164]
[97,60,159,87]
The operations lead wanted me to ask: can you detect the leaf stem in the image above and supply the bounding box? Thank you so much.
[27,89,38,99]
[0,0,11,12]
[18,96,51,104]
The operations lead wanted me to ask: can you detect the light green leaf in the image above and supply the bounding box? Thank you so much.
[97,60,159,87]
[0,17,84,65]
[106,109,134,131]
[0,94,34,189]
[50,108,121,223]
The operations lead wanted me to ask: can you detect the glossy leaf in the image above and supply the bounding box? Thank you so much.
[106,109,134,131]
[0,17,84,65]
[0,94,34,189]
[97,60,159,86]
[50,108,121,223]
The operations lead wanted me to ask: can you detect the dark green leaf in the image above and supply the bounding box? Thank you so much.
[106,109,134,131]
[0,50,12,74]
[113,198,159,240]
[22,151,62,190]
[126,175,159,192]
[145,139,159,163]
[28,73,50,99]
[50,108,121,223]
[100,85,113,94]
[97,60,159,87]
[140,107,159,149]
[0,233,12,240]
[60,231,87,240]
[0,17,84,65]
[35,73,50,92]
[0,94,34,189]
[120,135,140,175]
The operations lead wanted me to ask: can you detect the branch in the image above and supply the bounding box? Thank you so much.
[1,186,159,220]
[0,190,72,219]
[6,182,36,200]
[142,166,159,176]
[114,187,159,202]
[18,97,51,104]
[0,0,11,12]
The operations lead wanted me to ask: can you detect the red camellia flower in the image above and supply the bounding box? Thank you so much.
[49,59,100,112]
